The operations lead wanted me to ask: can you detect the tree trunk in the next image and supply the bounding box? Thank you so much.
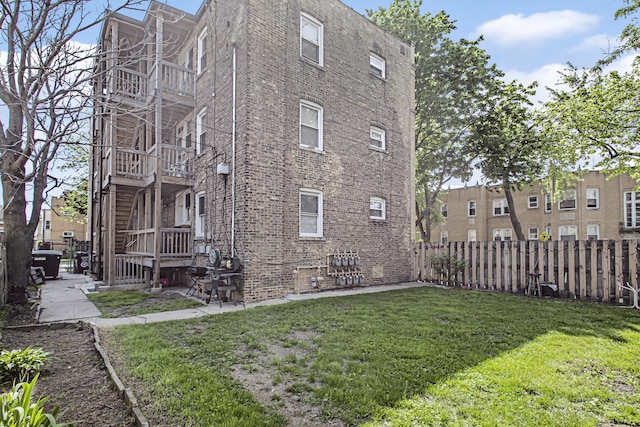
[504,187,525,240]
[2,177,31,304]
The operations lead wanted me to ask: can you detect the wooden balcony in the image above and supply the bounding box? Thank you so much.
[104,145,194,188]
[108,61,195,107]
[124,228,192,259]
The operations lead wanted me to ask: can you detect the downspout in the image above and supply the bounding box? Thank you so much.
[231,46,236,257]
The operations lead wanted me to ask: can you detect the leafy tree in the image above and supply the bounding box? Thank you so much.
[601,0,640,65]
[472,81,545,240]
[542,65,640,182]
[59,142,89,220]
[368,0,503,242]
[0,0,139,304]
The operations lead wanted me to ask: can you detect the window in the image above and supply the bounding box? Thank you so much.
[197,28,207,74]
[369,127,385,150]
[493,228,512,241]
[528,195,539,209]
[468,200,476,217]
[587,224,600,240]
[300,190,323,237]
[544,193,552,213]
[468,229,476,242]
[187,48,194,70]
[45,220,51,230]
[586,188,599,209]
[370,53,385,78]
[558,225,577,241]
[624,191,640,228]
[370,197,386,220]
[493,198,509,216]
[300,101,323,150]
[440,230,448,244]
[196,192,205,237]
[196,109,206,155]
[528,227,539,240]
[300,13,323,65]
[440,203,448,218]
[559,189,576,210]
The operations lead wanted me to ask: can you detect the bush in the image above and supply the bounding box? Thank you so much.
[428,253,467,284]
[0,376,71,426]
[0,347,49,383]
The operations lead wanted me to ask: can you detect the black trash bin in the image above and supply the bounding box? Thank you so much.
[32,250,63,279]
[75,251,89,274]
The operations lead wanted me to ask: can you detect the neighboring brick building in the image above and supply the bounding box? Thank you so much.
[90,0,416,301]
[432,170,640,243]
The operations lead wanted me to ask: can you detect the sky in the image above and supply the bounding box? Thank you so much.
[345,0,633,104]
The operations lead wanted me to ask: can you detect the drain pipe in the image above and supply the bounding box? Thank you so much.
[231,46,237,258]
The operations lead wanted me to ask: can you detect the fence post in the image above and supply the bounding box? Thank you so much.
[557,241,566,297]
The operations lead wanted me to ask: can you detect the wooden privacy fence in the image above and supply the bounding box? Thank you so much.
[413,240,640,304]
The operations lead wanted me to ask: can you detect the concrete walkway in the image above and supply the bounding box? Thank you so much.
[37,273,428,328]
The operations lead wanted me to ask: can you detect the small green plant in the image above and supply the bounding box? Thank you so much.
[0,375,72,426]
[0,347,49,383]
[428,253,467,284]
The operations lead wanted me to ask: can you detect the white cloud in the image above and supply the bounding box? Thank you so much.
[504,63,567,105]
[477,10,599,46]
[570,33,619,54]
[605,53,636,74]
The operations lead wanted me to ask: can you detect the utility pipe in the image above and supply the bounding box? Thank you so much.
[231,47,236,257]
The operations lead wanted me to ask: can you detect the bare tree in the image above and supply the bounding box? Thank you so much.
[0,0,140,304]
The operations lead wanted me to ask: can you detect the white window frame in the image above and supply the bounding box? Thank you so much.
[493,228,512,241]
[300,13,323,66]
[528,195,539,209]
[558,225,578,241]
[586,188,599,209]
[493,198,509,216]
[544,193,552,213]
[528,227,539,240]
[196,109,206,155]
[624,191,640,228]
[440,203,448,218]
[369,197,386,220]
[370,52,385,78]
[300,190,323,238]
[195,192,205,237]
[468,200,476,217]
[197,28,207,75]
[468,229,476,242]
[559,189,577,211]
[587,224,600,240]
[440,230,448,245]
[369,127,386,150]
[300,100,323,151]
[45,220,51,230]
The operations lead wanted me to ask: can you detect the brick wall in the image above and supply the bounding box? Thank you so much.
[191,0,415,301]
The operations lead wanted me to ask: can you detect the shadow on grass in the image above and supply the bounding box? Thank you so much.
[106,286,640,426]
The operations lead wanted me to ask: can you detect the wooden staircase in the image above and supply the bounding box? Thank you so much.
[115,188,139,253]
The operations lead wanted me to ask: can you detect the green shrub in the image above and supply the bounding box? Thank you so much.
[0,376,71,426]
[0,347,49,383]
[428,253,467,283]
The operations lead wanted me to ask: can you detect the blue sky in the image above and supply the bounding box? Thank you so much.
[344,0,632,103]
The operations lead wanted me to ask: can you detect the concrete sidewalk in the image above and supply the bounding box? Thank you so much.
[37,273,428,328]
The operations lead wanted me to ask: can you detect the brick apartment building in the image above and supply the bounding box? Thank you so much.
[431,171,640,243]
[90,0,416,300]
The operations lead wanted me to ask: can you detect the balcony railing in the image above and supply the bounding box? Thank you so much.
[124,228,192,257]
[114,255,146,286]
[114,148,147,180]
[161,144,194,178]
[111,61,195,103]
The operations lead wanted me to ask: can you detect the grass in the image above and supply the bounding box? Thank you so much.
[87,290,203,318]
[103,286,640,426]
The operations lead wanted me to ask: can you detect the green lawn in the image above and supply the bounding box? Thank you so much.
[102,287,640,426]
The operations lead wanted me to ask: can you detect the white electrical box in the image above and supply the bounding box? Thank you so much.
[217,163,229,175]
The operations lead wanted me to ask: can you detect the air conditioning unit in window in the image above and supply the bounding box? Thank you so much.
[62,231,74,238]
